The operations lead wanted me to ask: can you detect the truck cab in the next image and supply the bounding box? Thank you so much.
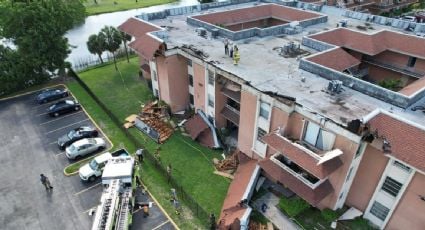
[79,152,112,182]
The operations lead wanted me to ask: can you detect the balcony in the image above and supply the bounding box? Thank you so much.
[221,87,241,103]
[221,104,240,126]
[363,57,425,79]
[259,153,334,205]
[262,133,343,179]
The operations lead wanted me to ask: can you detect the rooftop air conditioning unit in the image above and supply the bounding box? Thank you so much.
[327,80,343,94]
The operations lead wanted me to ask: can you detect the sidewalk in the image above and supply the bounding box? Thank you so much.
[253,192,300,230]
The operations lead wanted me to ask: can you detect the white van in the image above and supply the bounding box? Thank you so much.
[79,152,112,182]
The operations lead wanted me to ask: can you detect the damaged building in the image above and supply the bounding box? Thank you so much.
[119,1,425,229]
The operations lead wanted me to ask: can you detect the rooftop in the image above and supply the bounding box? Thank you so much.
[121,2,425,127]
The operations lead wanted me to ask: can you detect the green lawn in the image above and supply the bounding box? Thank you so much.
[75,57,230,219]
[84,0,176,15]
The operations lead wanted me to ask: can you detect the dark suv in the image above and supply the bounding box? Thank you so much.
[36,88,68,104]
[57,126,99,150]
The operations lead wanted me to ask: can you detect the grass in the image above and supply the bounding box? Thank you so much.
[84,0,176,15]
[66,79,207,228]
[277,196,310,217]
[74,57,230,222]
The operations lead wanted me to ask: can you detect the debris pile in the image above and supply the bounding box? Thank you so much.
[123,100,174,143]
[139,101,173,143]
[215,151,239,173]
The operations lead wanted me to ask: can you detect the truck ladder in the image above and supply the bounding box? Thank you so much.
[92,179,120,230]
[115,187,132,230]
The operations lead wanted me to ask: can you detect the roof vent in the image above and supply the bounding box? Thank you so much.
[196,27,207,38]
[327,80,343,94]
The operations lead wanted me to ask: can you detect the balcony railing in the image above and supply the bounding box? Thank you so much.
[221,104,240,126]
[363,57,425,79]
[262,133,343,179]
[221,87,241,103]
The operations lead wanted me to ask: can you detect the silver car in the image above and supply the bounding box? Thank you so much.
[65,138,106,160]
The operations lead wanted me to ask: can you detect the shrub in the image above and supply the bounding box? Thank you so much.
[277,196,310,217]
[321,208,339,222]
[378,79,401,91]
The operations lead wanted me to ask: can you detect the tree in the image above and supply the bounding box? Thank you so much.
[121,31,132,63]
[87,34,106,64]
[0,0,85,92]
[99,26,122,71]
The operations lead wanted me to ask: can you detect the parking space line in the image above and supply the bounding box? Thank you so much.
[74,182,101,196]
[152,220,170,230]
[55,152,65,156]
[82,205,98,214]
[39,111,83,125]
[45,118,89,134]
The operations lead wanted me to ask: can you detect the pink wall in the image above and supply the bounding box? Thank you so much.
[284,112,304,140]
[346,145,388,211]
[387,173,425,230]
[156,56,171,104]
[214,77,227,129]
[374,50,425,74]
[166,55,189,112]
[319,136,359,209]
[193,62,206,112]
[267,107,290,156]
[237,90,257,157]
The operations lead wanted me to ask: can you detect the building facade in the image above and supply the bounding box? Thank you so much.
[119,2,425,229]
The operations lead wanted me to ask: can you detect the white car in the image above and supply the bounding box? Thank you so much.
[65,138,106,160]
[79,152,112,182]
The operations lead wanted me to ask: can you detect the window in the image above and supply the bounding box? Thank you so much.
[370,201,390,221]
[393,160,411,172]
[208,70,214,85]
[259,101,270,119]
[346,167,354,182]
[407,57,417,67]
[187,59,192,67]
[257,128,267,142]
[303,121,335,151]
[208,94,214,107]
[152,70,157,81]
[154,89,159,97]
[188,74,193,86]
[355,143,365,159]
[381,176,402,197]
[189,94,194,105]
[339,192,344,200]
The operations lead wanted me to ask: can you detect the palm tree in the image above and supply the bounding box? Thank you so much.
[99,26,122,71]
[86,34,106,64]
[120,31,132,63]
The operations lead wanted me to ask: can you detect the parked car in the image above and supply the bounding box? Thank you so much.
[79,152,112,182]
[65,138,106,160]
[48,100,80,117]
[36,88,68,104]
[79,149,129,182]
[57,126,99,150]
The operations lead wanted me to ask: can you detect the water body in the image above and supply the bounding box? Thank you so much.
[66,0,198,66]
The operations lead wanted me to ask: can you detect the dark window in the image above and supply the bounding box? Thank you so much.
[407,57,417,67]
[187,59,192,67]
[257,128,267,142]
[370,201,390,221]
[259,102,270,119]
[346,167,354,182]
[153,70,157,81]
[188,74,193,86]
[355,143,365,158]
[189,94,194,105]
[208,94,214,107]
[155,89,159,97]
[393,160,411,172]
[208,70,214,85]
[381,176,402,197]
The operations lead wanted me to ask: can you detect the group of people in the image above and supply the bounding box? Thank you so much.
[223,38,241,65]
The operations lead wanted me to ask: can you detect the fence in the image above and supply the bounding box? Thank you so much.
[67,69,211,227]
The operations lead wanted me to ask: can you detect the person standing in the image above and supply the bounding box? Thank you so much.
[40,174,53,191]
[229,46,234,58]
[135,148,144,163]
[224,38,229,55]
[143,205,149,218]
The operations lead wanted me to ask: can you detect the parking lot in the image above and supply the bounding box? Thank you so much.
[0,86,175,230]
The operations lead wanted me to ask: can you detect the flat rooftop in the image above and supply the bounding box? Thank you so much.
[127,2,425,127]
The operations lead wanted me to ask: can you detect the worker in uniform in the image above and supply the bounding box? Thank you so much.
[135,148,144,163]
[233,48,240,65]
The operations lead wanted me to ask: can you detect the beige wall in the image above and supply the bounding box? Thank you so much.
[155,55,189,113]
[237,90,257,157]
[386,172,425,230]
[346,145,389,211]
[193,62,206,112]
